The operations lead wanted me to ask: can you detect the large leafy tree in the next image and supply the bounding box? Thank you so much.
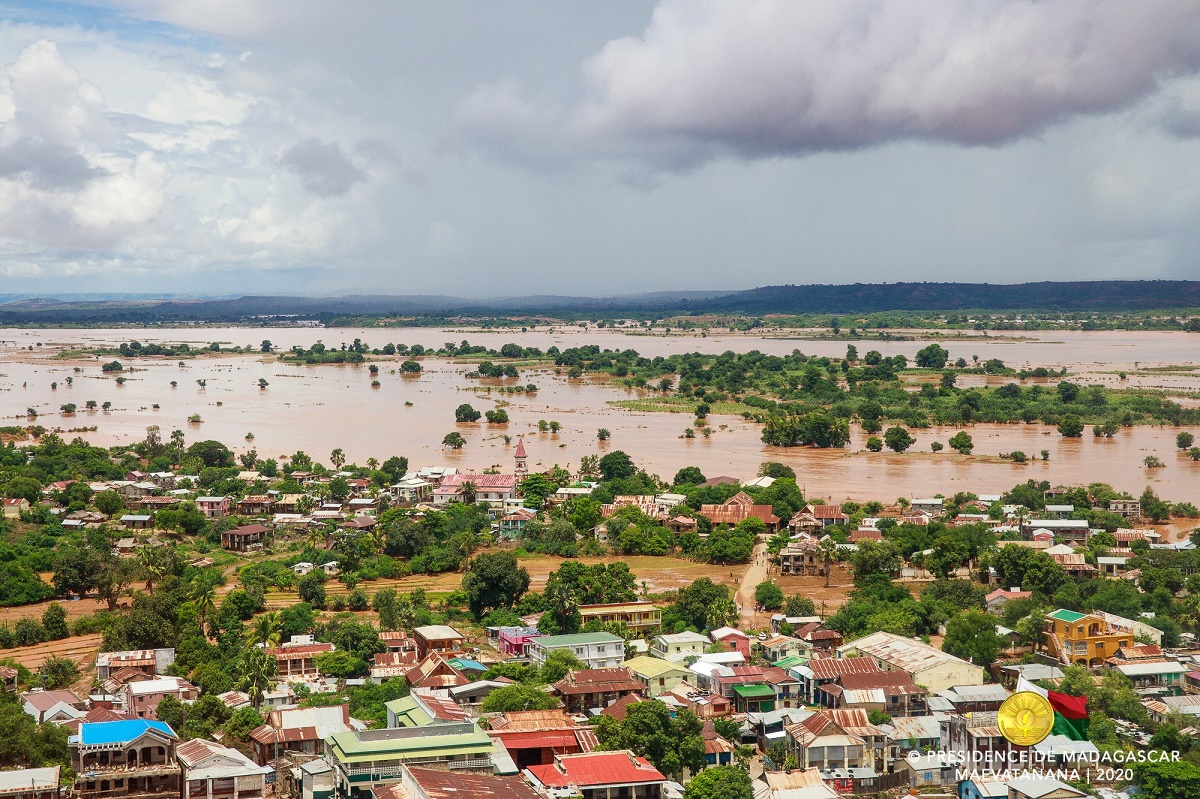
[462,552,530,619]
[480,685,561,713]
[684,766,753,799]
[599,450,636,481]
[1133,759,1200,799]
[186,440,235,468]
[941,610,1004,667]
[668,578,734,632]
[915,344,949,368]
[594,701,705,779]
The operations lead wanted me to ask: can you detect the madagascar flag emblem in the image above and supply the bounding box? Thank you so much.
[1015,675,1090,742]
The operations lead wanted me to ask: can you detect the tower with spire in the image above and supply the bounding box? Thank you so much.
[514,436,528,479]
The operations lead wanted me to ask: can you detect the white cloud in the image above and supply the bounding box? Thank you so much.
[462,0,1200,168]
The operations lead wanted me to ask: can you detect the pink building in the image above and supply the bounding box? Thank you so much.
[124,677,197,720]
[711,627,751,658]
[195,496,231,518]
[498,626,543,657]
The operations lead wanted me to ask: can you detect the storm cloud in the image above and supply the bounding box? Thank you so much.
[6,2,1200,293]
[281,138,367,198]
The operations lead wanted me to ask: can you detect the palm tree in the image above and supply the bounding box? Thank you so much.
[245,611,283,649]
[393,598,416,631]
[330,448,346,470]
[545,580,580,634]
[366,457,379,471]
[452,531,478,564]
[190,579,217,634]
[138,546,166,594]
[305,526,326,550]
[817,537,840,589]
[460,481,478,505]
[239,648,277,709]
[170,429,186,466]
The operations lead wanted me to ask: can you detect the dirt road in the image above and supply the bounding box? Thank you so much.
[735,541,769,629]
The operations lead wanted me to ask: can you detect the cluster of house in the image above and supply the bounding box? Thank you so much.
[8,590,1154,799]
[47,443,594,553]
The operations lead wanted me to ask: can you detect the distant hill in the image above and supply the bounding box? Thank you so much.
[0,281,1198,323]
[701,280,1200,314]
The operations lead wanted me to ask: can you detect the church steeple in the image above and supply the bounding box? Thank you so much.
[514,436,528,478]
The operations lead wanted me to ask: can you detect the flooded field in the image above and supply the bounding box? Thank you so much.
[2,326,1199,506]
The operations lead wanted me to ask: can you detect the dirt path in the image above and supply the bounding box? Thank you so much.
[735,541,769,629]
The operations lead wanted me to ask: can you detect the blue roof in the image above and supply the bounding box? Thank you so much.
[449,658,486,671]
[80,719,176,745]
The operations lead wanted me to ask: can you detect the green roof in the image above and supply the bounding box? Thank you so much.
[732,684,778,698]
[623,655,690,679]
[383,696,434,728]
[533,632,624,648]
[327,730,493,764]
[1048,609,1087,623]
[773,656,809,669]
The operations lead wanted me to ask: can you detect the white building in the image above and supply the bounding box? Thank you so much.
[527,632,625,669]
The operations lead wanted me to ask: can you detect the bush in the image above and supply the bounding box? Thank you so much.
[865,436,883,452]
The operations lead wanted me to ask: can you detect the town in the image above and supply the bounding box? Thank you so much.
[1,428,1198,799]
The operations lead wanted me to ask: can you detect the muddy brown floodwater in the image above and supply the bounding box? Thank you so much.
[1,327,1198,516]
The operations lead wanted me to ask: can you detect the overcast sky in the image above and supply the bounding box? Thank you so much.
[2,0,1200,297]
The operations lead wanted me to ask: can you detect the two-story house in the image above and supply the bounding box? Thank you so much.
[124,677,198,720]
[1044,609,1134,668]
[578,602,661,634]
[71,719,180,799]
[195,496,231,518]
[551,668,645,714]
[650,631,710,662]
[785,709,887,772]
[528,633,625,670]
[621,656,692,698]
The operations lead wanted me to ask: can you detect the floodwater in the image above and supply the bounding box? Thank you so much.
[1,327,1198,512]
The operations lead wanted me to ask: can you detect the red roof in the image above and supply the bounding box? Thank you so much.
[528,751,665,789]
[806,657,882,681]
[488,729,582,750]
[809,504,848,520]
[601,694,644,721]
[515,438,526,458]
[553,668,645,696]
[441,473,516,489]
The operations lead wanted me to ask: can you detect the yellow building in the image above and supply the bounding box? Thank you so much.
[623,656,692,698]
[578,602,662,634]
[1044,609,1133,668]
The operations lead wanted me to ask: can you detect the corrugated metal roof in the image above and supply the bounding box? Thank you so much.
[79,719,175,745]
